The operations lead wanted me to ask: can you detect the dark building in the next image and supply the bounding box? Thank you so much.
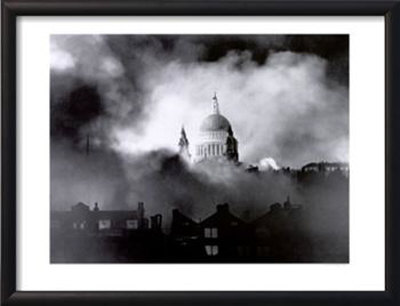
[50,194,345,263]
[252,197,309,262]
[301,161,349,177]
[169,203,253,262]
[51,201,149,234]
[199,203,252,261]
[51,202,165,262]
[168,209,203,261]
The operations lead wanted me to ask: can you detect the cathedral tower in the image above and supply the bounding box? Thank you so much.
[178,126,191,162]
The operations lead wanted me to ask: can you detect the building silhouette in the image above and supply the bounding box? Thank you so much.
[301,161,349,177]
[51,202,165,262]
[51,163,349,263]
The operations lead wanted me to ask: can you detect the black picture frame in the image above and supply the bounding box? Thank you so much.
[2,0,399,305]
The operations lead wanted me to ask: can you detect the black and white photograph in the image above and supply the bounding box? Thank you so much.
[50,34,349,263]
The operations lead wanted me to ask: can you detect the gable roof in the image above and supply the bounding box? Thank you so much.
[172,209,198,226]
[200,204,245,227]
[71,202,90,211]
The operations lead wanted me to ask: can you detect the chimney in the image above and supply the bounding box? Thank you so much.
[93,202,99,212]
[137,202,145,218]
[172,208,180,218]
[284,196,291,209]
[151,214,162,231]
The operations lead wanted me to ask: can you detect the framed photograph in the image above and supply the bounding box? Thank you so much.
[2,0,399,305]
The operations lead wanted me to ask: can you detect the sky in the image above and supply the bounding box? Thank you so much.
[50,35,349,168]
[50,35,349,220]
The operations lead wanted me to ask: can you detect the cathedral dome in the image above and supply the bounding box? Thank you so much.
[193,93,239,163]
[200,114,232,132]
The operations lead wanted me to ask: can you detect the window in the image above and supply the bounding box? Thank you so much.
[204,227,218,238]
[238,246,251,257]
[126,219,138,229]
[73,221,85,230]
[98,219,111,230]
[205,245,219,256]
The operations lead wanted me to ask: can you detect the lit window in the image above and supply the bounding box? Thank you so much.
[98,219,111,230]
[205,245,219,256]
[72,221,85,230]
[204,227,218,238]
[212,228,218,237]
[126,219,138,229]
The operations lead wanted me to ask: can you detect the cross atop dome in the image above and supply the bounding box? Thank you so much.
[212,92,220,114]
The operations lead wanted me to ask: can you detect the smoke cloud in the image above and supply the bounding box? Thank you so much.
[50,35,348,233]
[51,35,348,166]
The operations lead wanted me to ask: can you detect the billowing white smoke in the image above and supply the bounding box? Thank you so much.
[51,36,348,168]
[113,50,348,167]
[258,157,280,171]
